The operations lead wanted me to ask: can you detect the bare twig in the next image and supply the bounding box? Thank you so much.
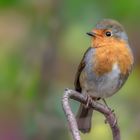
[62,88,120,140]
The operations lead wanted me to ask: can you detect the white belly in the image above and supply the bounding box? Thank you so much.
[80,63,122,98]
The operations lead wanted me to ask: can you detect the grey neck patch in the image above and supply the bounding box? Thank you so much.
[115,31,128,41]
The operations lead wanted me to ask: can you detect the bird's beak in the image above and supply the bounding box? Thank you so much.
[86,32,96,37]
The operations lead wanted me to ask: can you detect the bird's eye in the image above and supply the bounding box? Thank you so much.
[105,31,112,37]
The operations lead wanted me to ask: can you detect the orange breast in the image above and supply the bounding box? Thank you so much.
[93,38,133,76]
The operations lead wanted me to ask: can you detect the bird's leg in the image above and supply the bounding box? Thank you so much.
[102,98,114,112]
[102,98,109,108]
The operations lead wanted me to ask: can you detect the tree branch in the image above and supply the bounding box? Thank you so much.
[62,88,120,140]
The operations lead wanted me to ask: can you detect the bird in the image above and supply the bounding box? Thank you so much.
[74,19,134,133]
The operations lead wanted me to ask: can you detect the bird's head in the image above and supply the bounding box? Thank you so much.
[87,19,128,48]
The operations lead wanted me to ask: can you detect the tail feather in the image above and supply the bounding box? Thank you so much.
[76,104,93,133]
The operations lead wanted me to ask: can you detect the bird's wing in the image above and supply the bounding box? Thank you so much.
[74,47,92,93]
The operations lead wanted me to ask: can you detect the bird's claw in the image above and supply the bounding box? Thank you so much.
[104,110,117,127]
[85,94,93,108]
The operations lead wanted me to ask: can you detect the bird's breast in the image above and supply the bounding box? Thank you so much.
[93,41,133,76]
[80,42,133,98]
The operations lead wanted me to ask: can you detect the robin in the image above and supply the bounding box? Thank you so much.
[75,19,134,133]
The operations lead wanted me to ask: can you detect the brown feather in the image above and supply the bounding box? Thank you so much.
[76,104,93,133]
[74,47,92,92]
[74,47,94,133]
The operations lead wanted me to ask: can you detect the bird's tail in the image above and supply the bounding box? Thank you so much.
[76,104,93,133]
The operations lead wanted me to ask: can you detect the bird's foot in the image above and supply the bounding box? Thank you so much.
[85,94,93,108]
[105,110,117,127]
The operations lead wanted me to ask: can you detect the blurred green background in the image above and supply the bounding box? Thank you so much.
[0,0,140,140]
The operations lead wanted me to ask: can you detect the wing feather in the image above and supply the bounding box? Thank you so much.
[74,47,92,92]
